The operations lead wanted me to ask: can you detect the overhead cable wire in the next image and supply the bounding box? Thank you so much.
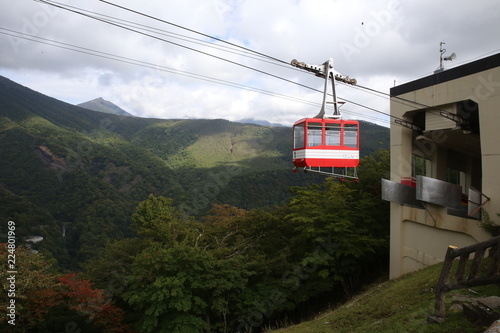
[35,0,317,93]
[36,0,489,127]
[340,80,471,125]
[104,0,470,118]
[35,0,296,71]
[0,27,323,107]
[338,81,426,112]
[2,27,389,126]
[93,1,419,123]
[34,0,288,68]
[32,0,393,124]
[336,50,500,116]
[98,0,289,65]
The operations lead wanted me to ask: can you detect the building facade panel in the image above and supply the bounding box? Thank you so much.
[385,53,500,278]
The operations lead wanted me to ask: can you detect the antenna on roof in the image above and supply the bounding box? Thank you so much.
[435,41,456,73]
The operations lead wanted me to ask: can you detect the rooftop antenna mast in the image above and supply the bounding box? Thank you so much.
[435,41,456,73]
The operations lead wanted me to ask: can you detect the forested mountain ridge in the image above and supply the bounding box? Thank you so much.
[0,75,391,332]
[0,75,388,268]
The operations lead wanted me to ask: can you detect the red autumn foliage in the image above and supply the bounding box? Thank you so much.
[1,244,131,332]
[58,273,132,332]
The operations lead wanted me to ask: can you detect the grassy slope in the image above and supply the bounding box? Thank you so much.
[271,263,499,333]
[171,119,288,171]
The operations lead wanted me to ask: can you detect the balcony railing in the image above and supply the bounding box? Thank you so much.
[382,176,486,220]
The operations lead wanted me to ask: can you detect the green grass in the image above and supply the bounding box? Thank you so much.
[270,263,499,333]
[180,124,287,171]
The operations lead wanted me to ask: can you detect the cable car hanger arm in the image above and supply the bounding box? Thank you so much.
[291,59,357,85]
[291,58,356,118]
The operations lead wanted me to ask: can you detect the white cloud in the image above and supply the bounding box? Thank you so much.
[1,0,499,127]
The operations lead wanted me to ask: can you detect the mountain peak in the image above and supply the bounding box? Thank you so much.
[237,118,285,127]
[77,98,134,117]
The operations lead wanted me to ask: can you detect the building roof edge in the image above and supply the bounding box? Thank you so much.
[390,53,500,96]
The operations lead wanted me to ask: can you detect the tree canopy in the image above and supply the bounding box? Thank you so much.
[83,150,390,332]
[2,149,390,332]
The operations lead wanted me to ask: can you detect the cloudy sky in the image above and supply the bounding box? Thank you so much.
[1,0,499,127]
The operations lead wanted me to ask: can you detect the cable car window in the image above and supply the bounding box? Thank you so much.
[344,124,358,148]
[308,122,322,147]
[325,123,341,146]
[294,123,305,149]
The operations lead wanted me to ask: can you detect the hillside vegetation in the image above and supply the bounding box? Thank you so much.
[0,75,389,268]
[0,74,394,332]
[1,166,392,332]
[271,263,500,333]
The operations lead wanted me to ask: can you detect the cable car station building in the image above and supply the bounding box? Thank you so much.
[382,53,500,279]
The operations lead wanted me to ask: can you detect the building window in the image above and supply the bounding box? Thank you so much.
[447,167,467,194]
[412,154,431,178]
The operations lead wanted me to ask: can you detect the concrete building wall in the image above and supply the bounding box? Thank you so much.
[387,54,500,279]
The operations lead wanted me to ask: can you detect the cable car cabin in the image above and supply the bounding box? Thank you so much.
[292,118,359,168]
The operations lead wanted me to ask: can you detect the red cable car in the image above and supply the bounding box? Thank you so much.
[292,118,359,168]
[290,58,359,178]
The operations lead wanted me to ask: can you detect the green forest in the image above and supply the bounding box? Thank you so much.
[0,75,390,332]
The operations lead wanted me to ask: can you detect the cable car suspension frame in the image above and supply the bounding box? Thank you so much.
[291,58,360,180]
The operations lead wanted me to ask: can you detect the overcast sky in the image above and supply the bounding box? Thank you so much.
[1,0,499,127]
